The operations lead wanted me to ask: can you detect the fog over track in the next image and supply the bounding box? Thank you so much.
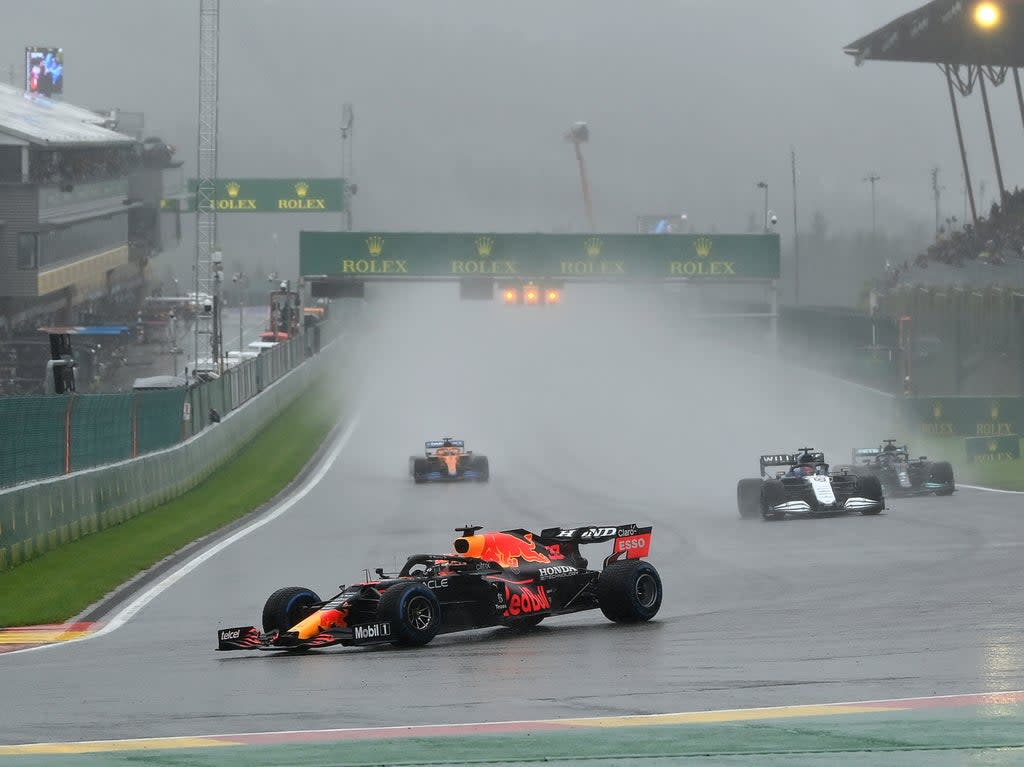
[0,284,1021,745]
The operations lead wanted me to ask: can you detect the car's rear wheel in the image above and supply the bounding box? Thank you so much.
[472,455,490,482]
[261,586,322,633]
[412,458,429,484]
[737,478,762,519]
[596,560,662,623]
[376,582,441,646]
[930,461,955,495]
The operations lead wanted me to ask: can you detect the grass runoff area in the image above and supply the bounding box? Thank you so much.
[0,383,343,628]
[917,436,1024,492]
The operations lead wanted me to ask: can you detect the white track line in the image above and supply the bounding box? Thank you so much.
[5,413,361,655]
[6,688,1023,749]
[958,483,1024,495]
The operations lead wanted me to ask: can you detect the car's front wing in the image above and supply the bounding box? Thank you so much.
[217,621,394,652]
[767,496,884,515]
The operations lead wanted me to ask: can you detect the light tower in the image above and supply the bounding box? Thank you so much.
[565,122,594,232]
[194,0,223,373]
[340,102,354,232]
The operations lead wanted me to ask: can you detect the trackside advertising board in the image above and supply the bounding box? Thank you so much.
[299,232,781,281]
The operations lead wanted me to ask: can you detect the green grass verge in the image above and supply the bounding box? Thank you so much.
[0,383,342,627]
[913,436,1024,492]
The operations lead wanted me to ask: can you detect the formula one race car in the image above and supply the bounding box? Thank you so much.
[409,437,489,483]
[846,440,955,497]
[736,448,885,520]
[216,523,660,653]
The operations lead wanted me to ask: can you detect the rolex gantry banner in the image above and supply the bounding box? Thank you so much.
[166,178,346,213]
[299,232,781,280]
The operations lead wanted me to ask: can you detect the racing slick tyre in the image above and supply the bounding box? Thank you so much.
[737,478,762,519]
[377,582,442,647]
[261,586,322,633]
[412,458,429,484]
[856,475,885,515]
[471,455,490,482]
[930,461,956,495]
[759,479,787,521]
[596,560,663,623]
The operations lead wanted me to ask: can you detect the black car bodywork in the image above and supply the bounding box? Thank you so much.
[737,448,886,520]
[217,524,661,653]
[847,440,955,497]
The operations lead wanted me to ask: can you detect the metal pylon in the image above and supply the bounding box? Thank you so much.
[194,0,222,372]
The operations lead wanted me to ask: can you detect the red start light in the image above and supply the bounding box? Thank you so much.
[545,289,560,304]
[503,288,519,303]
[524,288,539,304]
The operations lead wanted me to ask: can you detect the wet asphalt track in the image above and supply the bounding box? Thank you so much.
[0,284,1021,745]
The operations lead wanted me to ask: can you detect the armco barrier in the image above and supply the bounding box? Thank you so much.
[0,315,346,570]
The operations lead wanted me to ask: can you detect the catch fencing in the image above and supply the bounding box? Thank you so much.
[0,316,339,569]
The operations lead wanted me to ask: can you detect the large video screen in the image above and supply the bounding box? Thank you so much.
[25,47,64,96]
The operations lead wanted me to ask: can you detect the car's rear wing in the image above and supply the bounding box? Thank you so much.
[851,447,882,463]
[426,439,464,449]
[852,445,908,462]
[759,452,824,477]
[538,524,653,565]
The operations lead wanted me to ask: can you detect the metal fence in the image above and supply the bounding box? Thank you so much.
[1,319,330,491]
[877,285,1024,396]
[0,315,343,569]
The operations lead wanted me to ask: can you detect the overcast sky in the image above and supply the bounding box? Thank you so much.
[3,1,1022,239]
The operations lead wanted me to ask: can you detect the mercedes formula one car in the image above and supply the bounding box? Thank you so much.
[216,523,661,653]
[737,448,885,520]
[846,440,955,497]
[410,437,489,483]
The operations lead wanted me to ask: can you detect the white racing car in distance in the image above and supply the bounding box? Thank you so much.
[737,448,885,520]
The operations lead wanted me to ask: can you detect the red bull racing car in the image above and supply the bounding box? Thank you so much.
[410,437,489,483]
[216,524,661,653]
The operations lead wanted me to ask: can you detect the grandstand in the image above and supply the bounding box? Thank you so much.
[846,0,1024,288]
[0,83,182,393]
[846,0,1024,395]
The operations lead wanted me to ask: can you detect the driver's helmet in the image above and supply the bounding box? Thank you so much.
[882,443,898,453]
[792,452,816,476]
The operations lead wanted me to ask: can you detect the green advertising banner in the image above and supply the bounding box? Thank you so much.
[964,434,1021,463]
[163,178,346,213]
[907,397,1023,437]
[299,232,781,281]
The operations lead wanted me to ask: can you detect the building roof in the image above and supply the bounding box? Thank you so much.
[845,0,1024,68]
[0,83,135,147]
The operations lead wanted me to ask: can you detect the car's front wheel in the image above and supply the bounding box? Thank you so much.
[261,586,322,633]
[376,583,441,646]
[857,475,885,515]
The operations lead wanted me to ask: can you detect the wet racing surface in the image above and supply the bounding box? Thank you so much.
[0,285,1021,746]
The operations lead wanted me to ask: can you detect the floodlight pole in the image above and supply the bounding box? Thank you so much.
[978,72,1007,209]
[756,181,768,232]
[791,149,800,305]
[863,174,880,238]
[1015,68,1024,133]
[944,64,979,227]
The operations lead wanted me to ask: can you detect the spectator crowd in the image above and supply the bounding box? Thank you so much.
[917,187,1024,269]
[29,146,140,186]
